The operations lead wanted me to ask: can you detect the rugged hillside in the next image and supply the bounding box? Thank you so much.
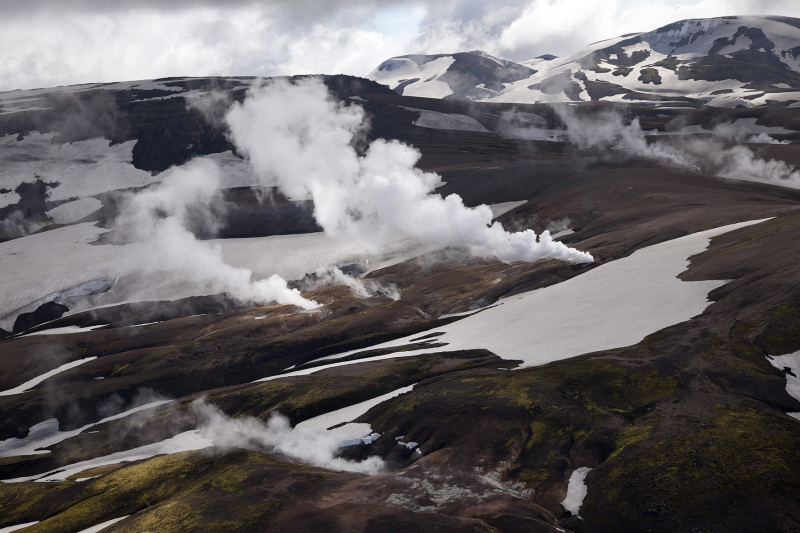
[369,16,800,107]
[1,72,800,532]
[367,50,538,100]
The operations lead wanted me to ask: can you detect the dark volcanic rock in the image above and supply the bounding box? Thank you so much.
[12,301,69,334]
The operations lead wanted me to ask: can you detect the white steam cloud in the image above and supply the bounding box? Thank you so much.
[116,158,318,309]
[115,79,594,310]
[554,106,800,187]
[193,400,384,475]
[225,78,593,264]
[304,265,401,300]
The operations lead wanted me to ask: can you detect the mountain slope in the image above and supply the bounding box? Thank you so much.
[368,50,538,100]
[2,71,800,532]
[369,16,800,108]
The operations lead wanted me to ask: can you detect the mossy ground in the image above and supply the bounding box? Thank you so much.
[0,450,357,533]
[582,406,800,532]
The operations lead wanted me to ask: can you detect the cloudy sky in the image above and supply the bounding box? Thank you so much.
[1,0,799,91]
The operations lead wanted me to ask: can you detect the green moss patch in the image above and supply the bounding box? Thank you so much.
[583,406,800,532]
[638,68,663,85]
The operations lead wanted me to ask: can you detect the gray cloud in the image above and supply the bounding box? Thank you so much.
[1,0,799,91]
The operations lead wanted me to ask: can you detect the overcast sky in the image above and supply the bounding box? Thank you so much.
[1,0,799,91]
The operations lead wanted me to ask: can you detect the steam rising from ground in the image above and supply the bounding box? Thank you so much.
[193,400,384,475]
[554,106,800,186]
[116,158,317,309]
[299,265,401,300]
[225,78,593,264]
[115,78,593,310]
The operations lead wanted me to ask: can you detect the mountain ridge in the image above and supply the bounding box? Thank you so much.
[368,15,800,108]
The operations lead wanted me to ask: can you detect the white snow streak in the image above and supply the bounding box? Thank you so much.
[0,357,97,396]
[0,523,40,533]
[0,400,172,458]
[2,430,213,483]
[295,385,415,432]
[76,516,129,533]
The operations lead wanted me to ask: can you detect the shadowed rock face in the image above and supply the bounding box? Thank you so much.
[12,301,69,334]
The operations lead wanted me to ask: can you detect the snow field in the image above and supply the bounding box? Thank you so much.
[0,195,526,326]
[0,133,155,206]
[261,219,769,379]
[368,56,455,98]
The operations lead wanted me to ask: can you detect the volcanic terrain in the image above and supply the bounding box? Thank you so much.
[1,15,800,533]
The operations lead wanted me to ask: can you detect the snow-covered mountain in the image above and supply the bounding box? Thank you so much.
[367,50,538,100]
[369,16,800,107]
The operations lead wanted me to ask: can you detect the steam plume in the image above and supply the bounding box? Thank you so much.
[116,158,318,309]
[193,400,384,475]
[299,265,401,300]
[225,78,593,264]
[554,106,800,186]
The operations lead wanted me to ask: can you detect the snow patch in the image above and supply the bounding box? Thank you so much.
[0,357,97,396]
[0,523,40,533]
[0,133,156,203]
[76,516,129,533]
[2,430,213,483]
[488,200,526,218]
[369,56,455,98]
[0,400,172,458]
[294,385,415,433]
[262,219,768,378]
[24,325,108,336]
[766,351,800,419]
[409,109,488,132]
[0,222,434,326]
[551,228,574,239]
[561,467,592,516]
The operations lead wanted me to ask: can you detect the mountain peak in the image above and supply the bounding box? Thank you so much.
[368,15,800,108]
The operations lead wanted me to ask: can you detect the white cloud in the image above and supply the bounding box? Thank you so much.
[0,4,407,90]
[411,0,800,61]
[0,0,798,91]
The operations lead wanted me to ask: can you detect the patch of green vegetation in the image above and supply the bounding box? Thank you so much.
[583,407,800,531]
[678,52,800,85]
[612,67,633,77]
[0,449,355,533]
[653,56,681,71]
[759,303,800,356]
[729,340,774,379]
[552,360,679,414]
[608,425,651,460]
[525,422,548,448]
[518,468,549,483]
[208,350,502,423]
[696,335,725,359]
[638,68,663,85]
